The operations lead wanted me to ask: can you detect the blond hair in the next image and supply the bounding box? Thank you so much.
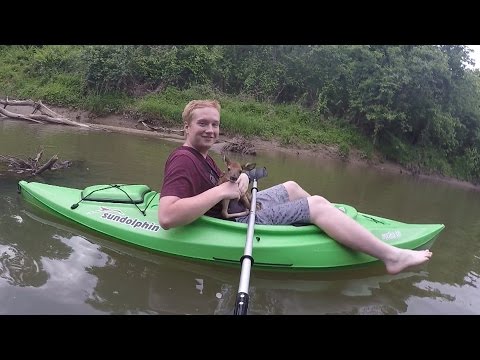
[182,99,221,125]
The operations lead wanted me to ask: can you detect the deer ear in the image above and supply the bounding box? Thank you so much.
[223,154,230,164]
[243,163,256,171]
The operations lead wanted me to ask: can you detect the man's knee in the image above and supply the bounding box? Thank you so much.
[307,195,332,219]
[309,195,330,206]
[283,180,301,193]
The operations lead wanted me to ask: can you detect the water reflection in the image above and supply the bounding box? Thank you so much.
[0,244,44,287]
[11,203,480,315]
[407,276,480,314]
[227,270,432,315]
[85,240,451,315]
[0,195,48,287]
[21,208,231,314]
[40,234,110,304]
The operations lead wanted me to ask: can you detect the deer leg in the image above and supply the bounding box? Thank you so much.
[240,194,251,210]
[223,210,250,219]
[221,198,250,219]
[241,193,262,211]
[221,199,231,219]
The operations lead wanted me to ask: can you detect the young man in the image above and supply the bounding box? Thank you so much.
[159,100,432,275]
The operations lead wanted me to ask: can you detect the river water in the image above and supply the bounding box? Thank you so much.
[1,119,479,314]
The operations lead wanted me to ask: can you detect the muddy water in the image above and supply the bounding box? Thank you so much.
[1,120,479,314]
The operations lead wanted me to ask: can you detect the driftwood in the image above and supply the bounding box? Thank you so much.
[135,119,184,135]
[0,150,72,176]
[222,137,256,155]
[0,98,90,128]
[2,98,189,139]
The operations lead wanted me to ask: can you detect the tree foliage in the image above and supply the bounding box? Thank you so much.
[2,44,480,181]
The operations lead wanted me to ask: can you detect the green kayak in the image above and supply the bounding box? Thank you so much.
[18,181,445,270]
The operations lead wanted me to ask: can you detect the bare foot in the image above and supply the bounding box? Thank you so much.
[385,249,433,275]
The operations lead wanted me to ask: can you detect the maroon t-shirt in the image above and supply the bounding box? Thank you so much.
[160,146,224,218]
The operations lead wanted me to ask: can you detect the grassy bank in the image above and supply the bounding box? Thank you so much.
[0,47,373,161]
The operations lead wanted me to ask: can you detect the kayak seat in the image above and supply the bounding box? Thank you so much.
[81,184,152,204]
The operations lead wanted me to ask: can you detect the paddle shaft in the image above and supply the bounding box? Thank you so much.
[233,178,258,315]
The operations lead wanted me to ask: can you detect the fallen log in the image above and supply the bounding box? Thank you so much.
[0,98,90,127]
[136,119,184,135]
[1,97,186,139]
[0,106,44,123]
[0,151,72,176]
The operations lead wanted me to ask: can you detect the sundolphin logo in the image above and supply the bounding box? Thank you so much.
[100,212,160,232]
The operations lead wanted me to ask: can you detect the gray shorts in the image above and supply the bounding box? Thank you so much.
[235,184,311,225]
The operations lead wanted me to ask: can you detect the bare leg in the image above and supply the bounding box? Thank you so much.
[283,181,311,200]
[307,196,432,274]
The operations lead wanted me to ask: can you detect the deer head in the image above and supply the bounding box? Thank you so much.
[221,155,256,183]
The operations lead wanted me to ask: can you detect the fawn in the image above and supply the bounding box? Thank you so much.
[218,155,256,219]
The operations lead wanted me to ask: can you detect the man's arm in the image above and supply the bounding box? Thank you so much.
[159,181,241,229]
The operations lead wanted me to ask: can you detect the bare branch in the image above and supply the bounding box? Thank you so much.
[34,155,58,175]
[0,153,71,176]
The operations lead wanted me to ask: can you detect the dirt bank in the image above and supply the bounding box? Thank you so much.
[7,104,480,192]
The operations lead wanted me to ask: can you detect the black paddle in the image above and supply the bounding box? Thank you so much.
[233,166,267,315]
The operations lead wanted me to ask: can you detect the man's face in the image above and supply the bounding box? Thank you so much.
[184,107,220,154]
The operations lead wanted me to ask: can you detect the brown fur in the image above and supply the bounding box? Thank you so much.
[218,155,256,219]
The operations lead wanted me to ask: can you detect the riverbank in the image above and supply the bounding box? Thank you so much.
[7,104,480,192]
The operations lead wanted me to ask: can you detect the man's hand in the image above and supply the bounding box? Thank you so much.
[236,173,249,195]
[218,181,242,200]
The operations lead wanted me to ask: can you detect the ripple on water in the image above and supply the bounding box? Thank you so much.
[0,244,43,287]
